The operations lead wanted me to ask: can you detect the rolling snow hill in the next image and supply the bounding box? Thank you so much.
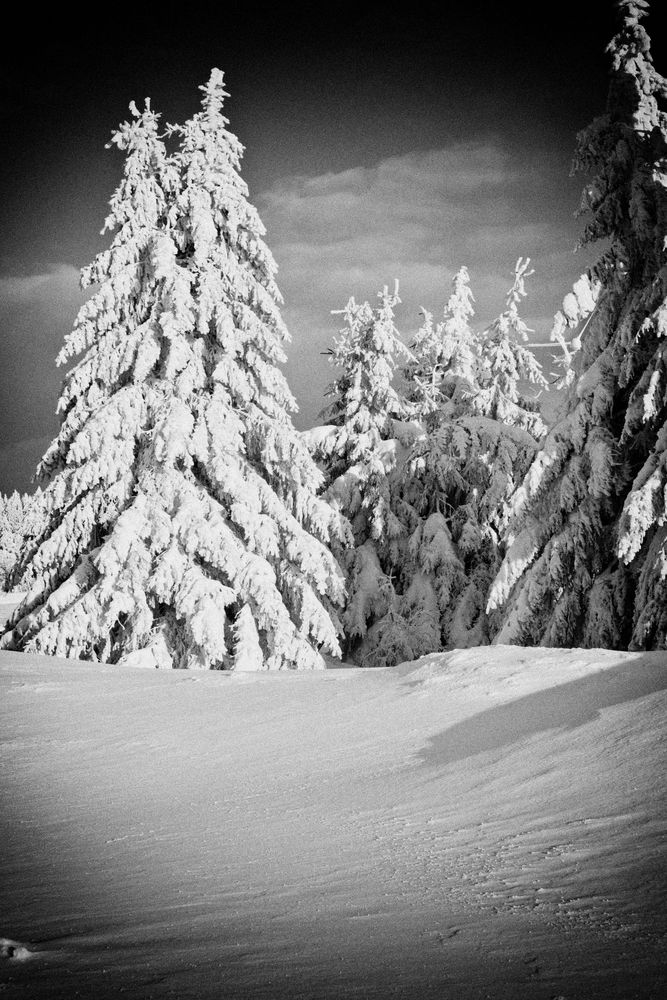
[0,607,665,998]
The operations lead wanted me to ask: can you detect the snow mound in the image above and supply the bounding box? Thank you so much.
[0,938,32,961]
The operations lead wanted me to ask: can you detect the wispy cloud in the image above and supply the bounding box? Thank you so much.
[0,264,82,304]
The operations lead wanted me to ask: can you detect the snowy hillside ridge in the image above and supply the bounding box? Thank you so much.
[0,71,346,671]
[1,644,665,998]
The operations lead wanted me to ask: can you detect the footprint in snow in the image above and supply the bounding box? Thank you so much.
[0,938,32,961]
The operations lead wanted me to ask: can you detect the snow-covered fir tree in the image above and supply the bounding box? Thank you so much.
[397,415,541,649]
[405,265,480,425]
[320,282,412,468]
[549,273,602,391]
[0,492,25,591]
[1,71,345,669]
[0,490,45,592]
[306,285,417,664]
[394,265,543,649]
[488,0,667,649]
[472,258,548,438]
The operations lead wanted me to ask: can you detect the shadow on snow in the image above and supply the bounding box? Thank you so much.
[417,655,667,767]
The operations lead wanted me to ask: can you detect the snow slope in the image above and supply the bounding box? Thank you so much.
[0,637,665,999]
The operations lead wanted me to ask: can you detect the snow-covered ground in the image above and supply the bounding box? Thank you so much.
[1,614,665,998]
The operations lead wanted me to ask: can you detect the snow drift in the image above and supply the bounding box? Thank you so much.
[1,640,665,998]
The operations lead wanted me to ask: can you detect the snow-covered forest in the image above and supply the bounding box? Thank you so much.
[1,0,666,667]
[0,2,665,998]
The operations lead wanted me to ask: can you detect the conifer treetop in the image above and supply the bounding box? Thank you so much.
[443,266,475,341]
[323,282,411,459]
[407,265,480,423]
[473,258,547,438]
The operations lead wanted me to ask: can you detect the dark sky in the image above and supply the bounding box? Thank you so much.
[1,1,665,492]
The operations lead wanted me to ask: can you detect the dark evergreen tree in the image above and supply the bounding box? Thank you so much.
[489,1,667,649]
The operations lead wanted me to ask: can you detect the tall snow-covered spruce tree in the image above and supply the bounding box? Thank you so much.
[488,0,667,649]
[1,70,345,670]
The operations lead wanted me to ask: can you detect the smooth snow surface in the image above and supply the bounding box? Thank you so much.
[1,644,665,999]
